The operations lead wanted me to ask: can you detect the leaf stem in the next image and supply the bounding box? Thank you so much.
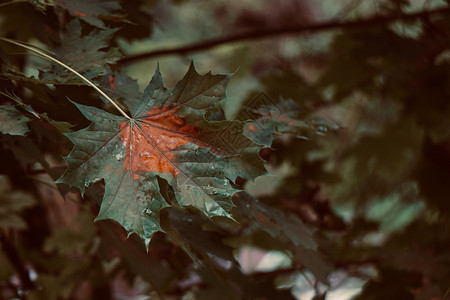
[0,0,54,9]
[0,38,132,120]
[0,0,29,8]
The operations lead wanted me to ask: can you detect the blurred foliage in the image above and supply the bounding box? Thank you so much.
[1,0,450,299]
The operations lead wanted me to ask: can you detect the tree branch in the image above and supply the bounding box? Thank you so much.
[118,6,450,65]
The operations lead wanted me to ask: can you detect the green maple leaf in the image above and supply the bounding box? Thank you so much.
[40,20,122,83]
[57,63,266,243]
[243,98,338,147]
[55,0,122,28]
[101,69,141,107]
[233,192,316,250]
[0,105,31,136]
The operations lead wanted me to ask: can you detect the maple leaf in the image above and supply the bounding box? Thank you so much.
[101,69,141,107]
[233,192,333,284]
[57,63,266,243]
[0,105,31,136]
[40,20,122,83]
[243,98,338,147]
[233,192,316,249]
[55,0,122,28]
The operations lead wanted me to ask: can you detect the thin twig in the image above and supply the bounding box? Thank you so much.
[118,6,450,65]
[0,38,132,120]
[0,0,54,8]
[299,269,315,289]
[0,0,29,8]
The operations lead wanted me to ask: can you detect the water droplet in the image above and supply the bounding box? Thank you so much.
[115,152,125,160]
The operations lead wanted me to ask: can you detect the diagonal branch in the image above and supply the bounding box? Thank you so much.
[118,6,450,65]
